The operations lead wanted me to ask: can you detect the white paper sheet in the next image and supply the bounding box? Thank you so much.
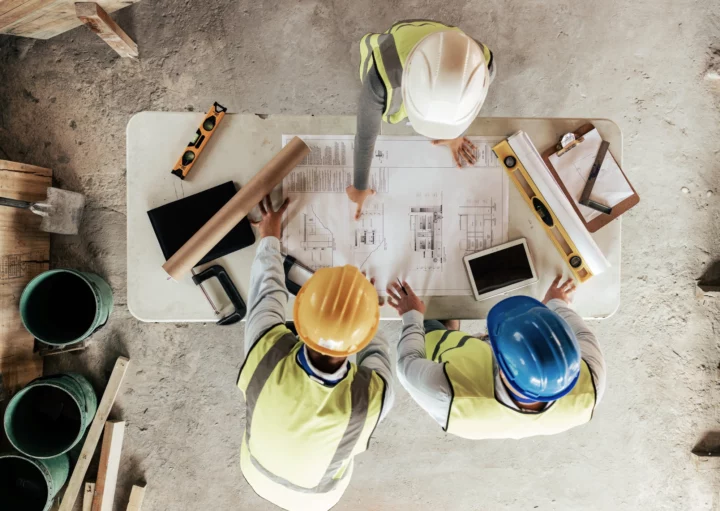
[548,129,634,222]
[281,135,508,296]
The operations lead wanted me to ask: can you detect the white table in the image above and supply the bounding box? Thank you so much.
[127,114,622,322]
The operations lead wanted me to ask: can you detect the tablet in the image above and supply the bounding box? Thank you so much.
[463,238,538,301]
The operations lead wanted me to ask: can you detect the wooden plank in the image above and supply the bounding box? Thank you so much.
[0,0,139,40]
[92,420,126,511]
[75,2,137,58]
[83,482,96,511]
[59,357,130,511]
[126,485,146,511]
[0,0,56,27]
[0,159,50,401]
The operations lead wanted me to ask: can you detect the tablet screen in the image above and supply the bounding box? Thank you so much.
[468,243,534,295]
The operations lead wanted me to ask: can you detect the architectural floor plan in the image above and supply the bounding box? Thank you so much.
[281,135,508,296]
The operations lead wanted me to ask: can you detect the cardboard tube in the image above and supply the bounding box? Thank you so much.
[162,136,310,280]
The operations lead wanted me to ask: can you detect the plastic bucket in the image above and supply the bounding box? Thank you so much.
[19,269,113,346]
[0,452,69,511]
[4,373,98,459]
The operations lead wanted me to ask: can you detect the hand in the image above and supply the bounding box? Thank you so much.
[432,137,477,168]
[386,280,426,316]
[250,195,289,239]
[346,185,376,220]
[542,276,577,304]
[362,271,385,306]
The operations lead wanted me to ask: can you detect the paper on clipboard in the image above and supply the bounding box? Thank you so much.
[548,129,633,221]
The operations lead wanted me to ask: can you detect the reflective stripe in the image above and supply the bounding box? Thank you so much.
[430,330,453,361]
[438,336,472,363]
[245,333,297,440]
[359,34,373,82]
[318,366,371,489]
[376,33,403,120]
[246,351,373,493]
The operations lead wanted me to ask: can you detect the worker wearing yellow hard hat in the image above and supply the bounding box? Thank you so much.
[238,195,394,511]
[348,20,496,219]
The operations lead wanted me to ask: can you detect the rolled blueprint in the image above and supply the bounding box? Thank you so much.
[162,136,310,280]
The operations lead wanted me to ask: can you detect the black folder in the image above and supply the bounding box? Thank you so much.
[147,181,255,266]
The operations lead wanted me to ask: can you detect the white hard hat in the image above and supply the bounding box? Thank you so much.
[402,31,489,140]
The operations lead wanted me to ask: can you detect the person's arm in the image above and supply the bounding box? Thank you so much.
[387,281,453,427]
[353,64,385,190]
[546,299,607,405]
[244,196,290,355]
[347,63,385,220]
[356,329,395,421]
[542,277,607,405]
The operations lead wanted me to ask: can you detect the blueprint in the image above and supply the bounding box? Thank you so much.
[281,135,508,296]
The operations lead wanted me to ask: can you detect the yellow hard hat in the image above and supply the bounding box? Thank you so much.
[293,265,380,356]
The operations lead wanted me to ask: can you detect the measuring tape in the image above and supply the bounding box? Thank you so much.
[493,132,609,282]
[171,102,227,180]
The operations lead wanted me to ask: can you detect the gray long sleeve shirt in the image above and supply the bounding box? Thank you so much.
[244,236,395,420]
[397,299,607,427]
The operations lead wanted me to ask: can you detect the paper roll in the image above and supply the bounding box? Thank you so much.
[162,136,310,280]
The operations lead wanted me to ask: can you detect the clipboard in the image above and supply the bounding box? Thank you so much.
[541,123,640,233]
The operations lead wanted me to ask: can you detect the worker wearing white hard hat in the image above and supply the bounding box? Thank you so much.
[238,195,394,511]
[347,20,496,219]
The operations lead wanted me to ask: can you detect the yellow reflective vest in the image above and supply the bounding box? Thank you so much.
[425,330,596,440]
[359,20,494,124]
[238,325,386,511]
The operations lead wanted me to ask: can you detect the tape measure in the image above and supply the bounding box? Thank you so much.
[171,102,227,180]
[493,133,610,282]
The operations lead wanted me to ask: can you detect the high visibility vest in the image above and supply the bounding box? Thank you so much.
[425,330,596,440]
[359,20,494,124]
[238,325,386,511]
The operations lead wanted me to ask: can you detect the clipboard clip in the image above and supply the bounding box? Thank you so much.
[555,132,585,157]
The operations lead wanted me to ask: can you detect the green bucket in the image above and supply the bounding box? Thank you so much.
[19,269,113,346]
[4,373,97,459]
[0,452,69,511]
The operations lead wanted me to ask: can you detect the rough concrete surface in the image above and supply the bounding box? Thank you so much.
[1,1,719,510]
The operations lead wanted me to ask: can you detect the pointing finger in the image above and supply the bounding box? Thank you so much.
[355,203,362,221]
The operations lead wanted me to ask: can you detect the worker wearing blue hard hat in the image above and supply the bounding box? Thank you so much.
[387,276,606,439]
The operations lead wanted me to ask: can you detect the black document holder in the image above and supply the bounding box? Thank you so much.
[147,181,255,266]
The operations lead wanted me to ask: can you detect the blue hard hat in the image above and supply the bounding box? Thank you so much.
[487,296,581,402]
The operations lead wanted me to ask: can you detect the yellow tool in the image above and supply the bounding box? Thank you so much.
[493,132,609,282]
[171,102,227,180]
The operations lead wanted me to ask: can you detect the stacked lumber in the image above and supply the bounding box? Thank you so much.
[0,0,140,40]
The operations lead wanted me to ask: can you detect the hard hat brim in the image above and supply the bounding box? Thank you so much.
[405,111,472,141]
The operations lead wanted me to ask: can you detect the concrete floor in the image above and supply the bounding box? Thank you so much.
[2,1,720,510]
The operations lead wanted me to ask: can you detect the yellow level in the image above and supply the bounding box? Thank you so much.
[493,137,609,282]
